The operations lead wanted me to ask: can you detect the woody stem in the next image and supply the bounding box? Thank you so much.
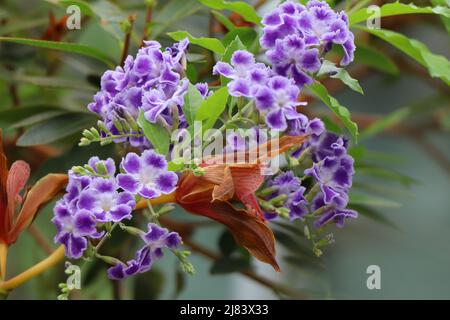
[0,242,7,281]
[0,245,65,292]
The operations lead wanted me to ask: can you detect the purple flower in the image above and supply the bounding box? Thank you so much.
[267,34,321,86]
[195,82,212,99]
[265,171,309,220]
[224,127,268,153]
[287,115,325,137]
[254,76,305,131]
[78,178,136,222]
[117,150,178,199]
[108,223,181,280]
[142,79,188,126]
[305,155,354,206]
[87,156,116,178]
[52,201,100,259]
[213,50,271,97]
[311,192,357,228]
[260,0,356,86]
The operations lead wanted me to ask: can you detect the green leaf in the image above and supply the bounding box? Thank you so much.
[152,0,204,38]
[358,27,450,85]
[0,37,115,67]
[354,44,399,75]
[308,82,359,142]
[195,86,229,131]
[212,10,236,31]
[0,105,62,126]
[348,204,398,229]
[182,83,204,127]
[198,0,262,26]
[45,0,95,16]
[223,27,258,53]
[90,0,127,43]
[431,0,450,33]
[16,113,95,146]
[356,164,418,186]
[0,72,97,91]
[167,31,225,55]
[220,36,246,85]
[360,107,411,140]
[349,193,402,208]
[11,110,67,129]
[138,110,170,156]
[349,2,450,25]
[318,60,364,94]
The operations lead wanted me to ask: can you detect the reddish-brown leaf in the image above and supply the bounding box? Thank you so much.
[8,173,67,244]
[176,172,280,271]
[6,161,30,230]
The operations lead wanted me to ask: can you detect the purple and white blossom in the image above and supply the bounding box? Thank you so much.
[108,223,181,280]
[78,178,136,222]
[264,171,309,220]
[87,38,191,148]
[52,202,100,259]
[117,150,178,199]
[213,50,271,97]
[311,192,357,228]
[260,0,356,86]
[254,76,305,131]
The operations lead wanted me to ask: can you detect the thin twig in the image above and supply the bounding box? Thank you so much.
[181,238,304,299]
[27,225,53,255]
[120,15,136,67]
[141,4,153,45]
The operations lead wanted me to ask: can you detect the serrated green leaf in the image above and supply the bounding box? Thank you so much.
[182,83,204,127]
[358,27,450,85]
[0,37,115,67]
[195,86,229,131]
[16,113,95,146]
[223,27,257,52]
[318,61,363,94]
[308,82,359,142]
[349,2,450,25]
[354,44,399,75]
[168,31,225,55]
[199,0,262,26]
[138,110,170,156]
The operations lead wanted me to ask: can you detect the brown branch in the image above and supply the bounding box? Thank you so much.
[27,225,53,255]
[181,238,304,298]
[141,4,153,45]
[120,15,136,67]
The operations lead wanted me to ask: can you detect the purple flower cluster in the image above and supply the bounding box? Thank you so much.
[53,153,179,260]
[108,223,181,280]
[87,39,191,148]
[52,173,104,259]
[214,50,323,132]
[261,0,355,86]
[265,171,308,220]
[304,132,357,228]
